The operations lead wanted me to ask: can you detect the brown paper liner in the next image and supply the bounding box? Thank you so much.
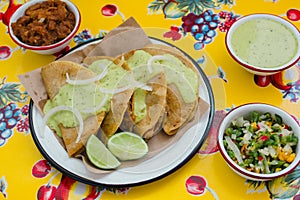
[18,17,209,173]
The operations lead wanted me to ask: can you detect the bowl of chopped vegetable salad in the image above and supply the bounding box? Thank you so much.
[217,103,300,181]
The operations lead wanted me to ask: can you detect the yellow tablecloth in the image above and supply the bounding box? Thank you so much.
[0,0,300,199]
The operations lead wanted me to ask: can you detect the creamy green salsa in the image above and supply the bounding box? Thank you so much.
[44,51,199,135]
[127,50,198,103]
[126,50,198,122]
[43,59,128,137]
[230,17,298,68]
[132,88,147,123]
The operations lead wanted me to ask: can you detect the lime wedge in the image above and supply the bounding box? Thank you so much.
[107,132,148,161]
[86,134,121,169]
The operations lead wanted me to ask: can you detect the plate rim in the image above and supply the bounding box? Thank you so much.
[29,36,215,188]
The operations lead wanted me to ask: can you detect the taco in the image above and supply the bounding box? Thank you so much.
[121,44,200,136]
[84,56,134,140]
[39,42,200,157]
[41,61,107,157]
[119,71,167,139]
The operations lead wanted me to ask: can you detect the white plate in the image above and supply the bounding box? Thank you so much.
[29,37,215,187]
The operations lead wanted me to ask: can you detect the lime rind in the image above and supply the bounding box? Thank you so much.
[86,134,121,169]
[107,132,149,161]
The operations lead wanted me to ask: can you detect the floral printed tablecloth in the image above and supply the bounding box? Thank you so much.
[0,0,300,199]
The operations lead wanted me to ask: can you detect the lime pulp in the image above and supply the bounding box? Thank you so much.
[107,132,149,161]
[86,134,121,169]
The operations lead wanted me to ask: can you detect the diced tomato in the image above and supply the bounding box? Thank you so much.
[260,135,269,142]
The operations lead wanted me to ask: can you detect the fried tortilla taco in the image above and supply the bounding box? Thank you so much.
[41,56,135,156]
[83,56,134,139]
[82,55,135,140]
[122,44,200,136]
[119,70,167,139]
[110,48,167,139]
[41,61,107,157]
[100,87,134,139]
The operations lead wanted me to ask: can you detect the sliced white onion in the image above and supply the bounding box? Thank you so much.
[42,105,83,144]
[126,71,152,91]
[66,62,110,85]
[133,81,152,91]
[98,80,152,95]
[225,136,243,164]
[82,94,108,114]
[147,55,177,73]
[98,85,133,94]
[117,55,125,67]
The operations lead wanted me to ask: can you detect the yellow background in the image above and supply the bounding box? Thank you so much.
[0,0,299,199]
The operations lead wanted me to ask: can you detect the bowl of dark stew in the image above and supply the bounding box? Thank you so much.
[8,0,81,55]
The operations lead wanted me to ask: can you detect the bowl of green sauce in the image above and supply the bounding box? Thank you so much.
[225,14,300,76]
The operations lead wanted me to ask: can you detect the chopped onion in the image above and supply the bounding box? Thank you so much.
[42,105,83,144]
[258,147,269,156]
[243,120,250,127]
[236,117,244,127]
[257,121,272,132]
[225,136,243,164]
[268,146,277,158]
[147,55,178,73]
[66,62,110,85]
[283,144,293,154]
[242,130,252,144]
[231,134,236,140]
[281,128,293,136]
[82,94,108,114]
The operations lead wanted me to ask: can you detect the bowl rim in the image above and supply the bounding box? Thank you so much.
[217,102,300,180]
[225,13,300,74]
[8,0,81,51]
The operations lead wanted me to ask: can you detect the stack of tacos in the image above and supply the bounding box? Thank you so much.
[40,44,200,159]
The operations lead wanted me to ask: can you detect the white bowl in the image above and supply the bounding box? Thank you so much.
[225,14,300,76]
[217,103,300,181]
[8,0,81,55]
